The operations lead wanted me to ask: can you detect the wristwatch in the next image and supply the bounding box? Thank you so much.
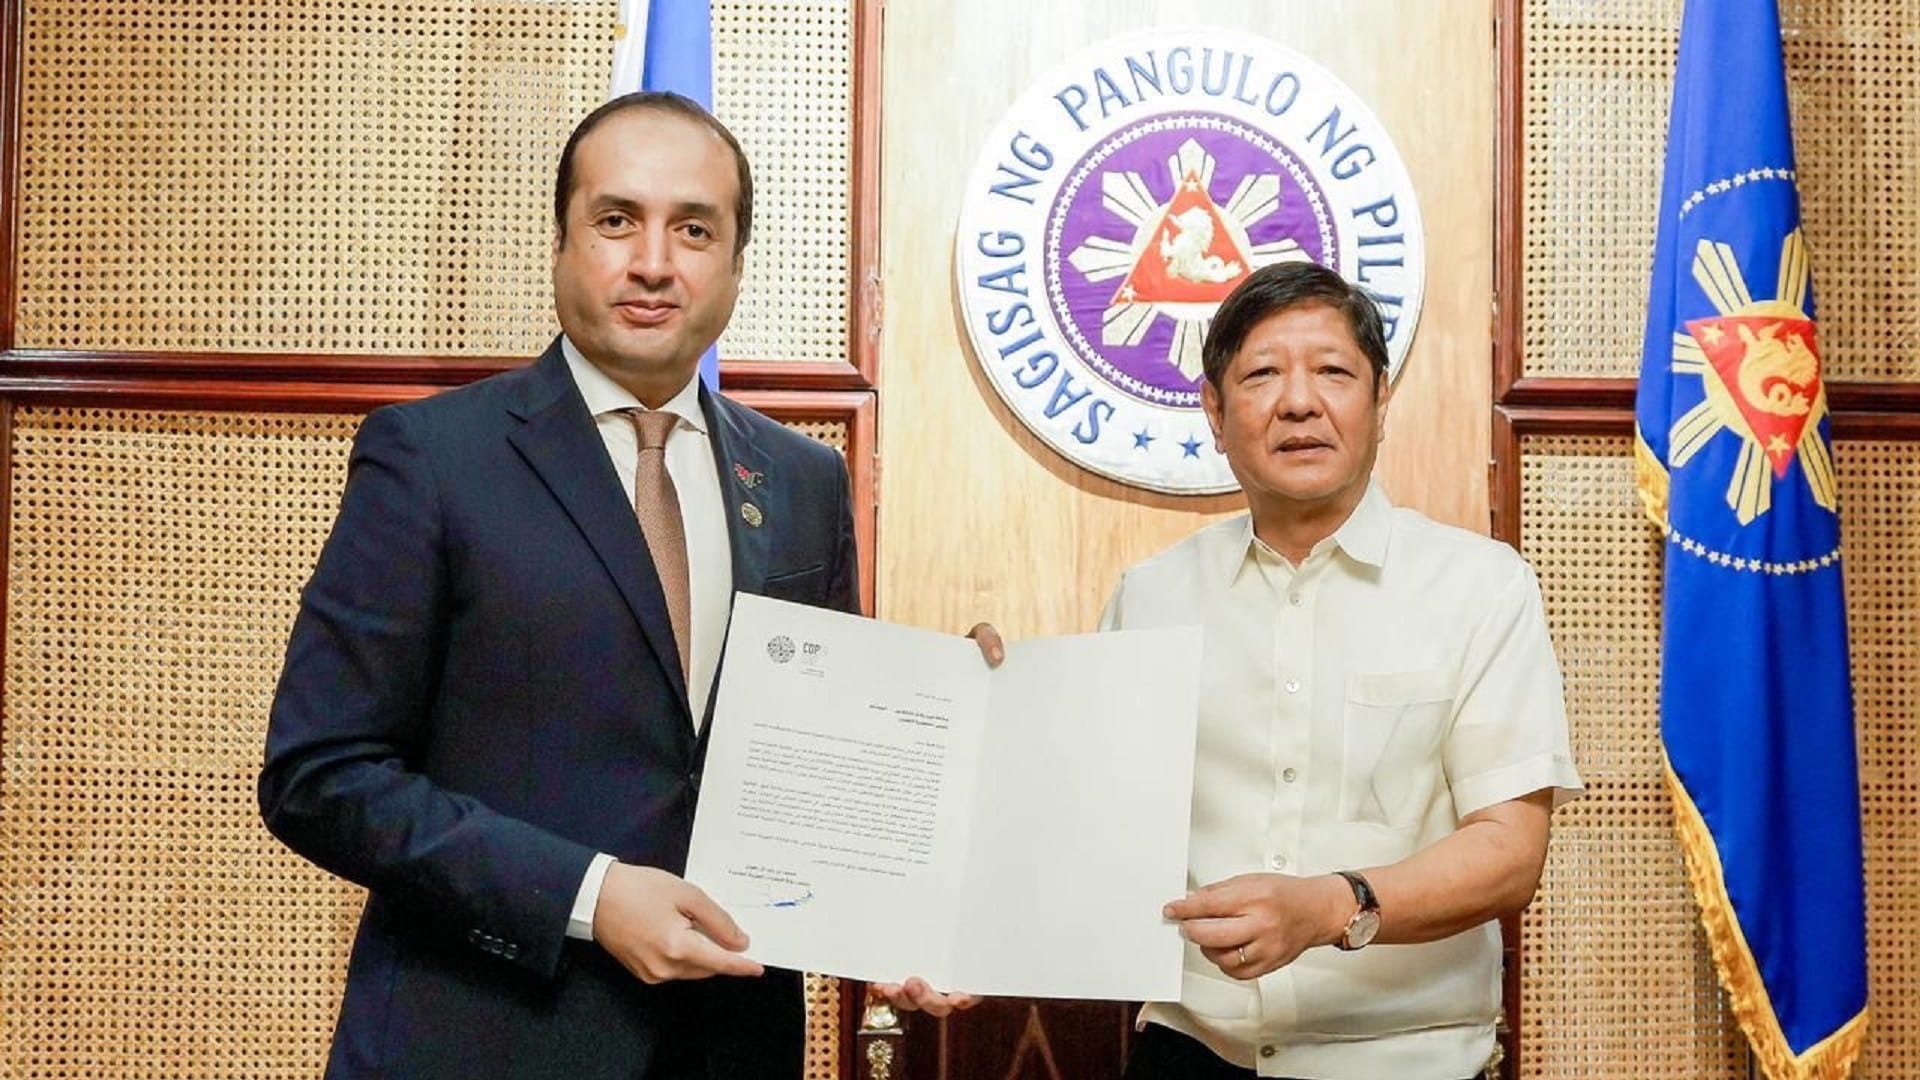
[1333,870,1381,951]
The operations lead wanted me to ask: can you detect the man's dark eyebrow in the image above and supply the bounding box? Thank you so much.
[582,195,724,222]
[583,194,641,217]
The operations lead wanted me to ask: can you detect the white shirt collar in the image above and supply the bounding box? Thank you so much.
[1220,481,1395,581]
[561,336,708,435]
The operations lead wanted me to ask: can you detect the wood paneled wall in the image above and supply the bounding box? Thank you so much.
[875,0,1497,639]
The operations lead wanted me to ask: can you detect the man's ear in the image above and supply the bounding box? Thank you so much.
[1373,371,1392,444]
[1201,379,1227,451]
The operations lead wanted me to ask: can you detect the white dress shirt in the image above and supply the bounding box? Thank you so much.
[560,337,734,941]
[1102,483,1583,1079]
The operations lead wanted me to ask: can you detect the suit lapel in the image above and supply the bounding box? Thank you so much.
[703,388,772,601]
[507,341,693,722]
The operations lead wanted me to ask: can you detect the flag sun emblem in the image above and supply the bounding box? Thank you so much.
[1664,229,1835,524]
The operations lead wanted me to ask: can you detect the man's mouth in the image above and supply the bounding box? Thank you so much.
[1276,437,1331,454]
[616,300,678,327]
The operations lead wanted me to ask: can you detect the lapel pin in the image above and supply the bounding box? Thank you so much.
[733,463,765,489]
[741,503,764,528]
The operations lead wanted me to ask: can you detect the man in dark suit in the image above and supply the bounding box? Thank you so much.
[260,92,859,1078]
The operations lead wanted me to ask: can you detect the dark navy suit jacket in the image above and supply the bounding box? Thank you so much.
[260,339,859,1079]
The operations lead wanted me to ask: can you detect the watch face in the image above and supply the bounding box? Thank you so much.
[1346,910,1382,950]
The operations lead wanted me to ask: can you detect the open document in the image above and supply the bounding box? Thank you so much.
[684,594,1200,1001]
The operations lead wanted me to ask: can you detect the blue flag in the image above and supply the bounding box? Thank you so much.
[610,0,721,390]
[1634,2,1868,1077]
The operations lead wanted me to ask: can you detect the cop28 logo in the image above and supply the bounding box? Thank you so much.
[955,29,1425,494]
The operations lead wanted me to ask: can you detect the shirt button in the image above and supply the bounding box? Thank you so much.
[1284,679,1300,694]
[1282,767,1298,783]
[1289,593,1303,607]
[1260,1045,1276,1058]
[1270,854,1288,870]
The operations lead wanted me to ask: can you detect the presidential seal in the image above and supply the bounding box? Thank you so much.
[955,28,1425,494]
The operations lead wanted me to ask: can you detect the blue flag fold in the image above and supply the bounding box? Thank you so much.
[1634,3,1869,1077]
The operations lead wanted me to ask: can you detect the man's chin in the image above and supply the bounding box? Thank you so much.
[1245,476,1357,510]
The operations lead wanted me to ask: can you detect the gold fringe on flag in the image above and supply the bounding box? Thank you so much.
[1634,426,1671,531]
[1664,762,1868,1080]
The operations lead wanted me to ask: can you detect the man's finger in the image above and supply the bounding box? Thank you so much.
[676,884,750,952]
[1198,945,1249,968]
[671,930,765,979]
[1199,949,1246,980]
[967,623,1005,667]
[905,977,966,1018]
[1164,888,1246,921]
[1179,915,1252,949]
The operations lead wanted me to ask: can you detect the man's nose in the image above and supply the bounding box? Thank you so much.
[1272,371,1320,419]
[627,228,672,284]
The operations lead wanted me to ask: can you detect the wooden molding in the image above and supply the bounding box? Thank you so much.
[0,348,870,392]
[1494,0,1525,411]
[1499,377,1634,410]
[0,348,522,385]
[1498,375,1920,419]
[1831,411,1920,439]
[849,0,883,394]
[0,376,448,412]
[721,358,870,391]
[1493,6,1525,1072]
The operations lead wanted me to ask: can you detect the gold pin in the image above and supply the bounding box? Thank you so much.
[741,503,764,528]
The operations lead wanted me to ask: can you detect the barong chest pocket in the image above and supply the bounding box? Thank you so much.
[1340,670,1453,828]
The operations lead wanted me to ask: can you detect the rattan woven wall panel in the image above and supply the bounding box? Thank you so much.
[1836,440,1920,1080]
[0,408,366,1077]
[14,0,852,364]
[1517,434,1920,1079]
[1517,434,1750,1079]
[712,0,853,368]
[1521,0,1920,382]
[787,416,850,452]
[0,405,849,1078]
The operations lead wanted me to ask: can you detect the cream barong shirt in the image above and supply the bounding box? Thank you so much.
[1100,484,1583,1080]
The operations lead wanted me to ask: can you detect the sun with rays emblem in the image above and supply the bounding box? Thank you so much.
[1064,138,1309,382]
[1666,229,1836,524]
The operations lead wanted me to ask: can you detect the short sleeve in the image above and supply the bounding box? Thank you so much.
[1442,559,1584,817]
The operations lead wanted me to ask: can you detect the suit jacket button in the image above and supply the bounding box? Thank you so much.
[467,929,483,944]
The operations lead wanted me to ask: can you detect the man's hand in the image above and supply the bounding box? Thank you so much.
[592,862,764,983]
[1163,873,1352,980]
[967,623,1005,668]
[870,977,981,1018]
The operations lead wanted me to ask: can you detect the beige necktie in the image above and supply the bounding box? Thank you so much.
[625,409,691,682]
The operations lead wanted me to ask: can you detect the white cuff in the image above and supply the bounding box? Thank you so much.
[567,852,618,941]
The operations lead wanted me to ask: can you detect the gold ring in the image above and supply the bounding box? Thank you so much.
[1237,946,1248,966]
